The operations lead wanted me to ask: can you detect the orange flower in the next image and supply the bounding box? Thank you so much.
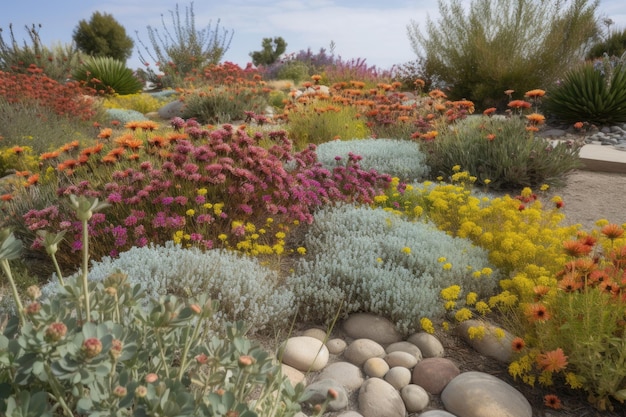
[434,103,447,112]
[429,89,447,99]
[97,128,113,139]
[40,151,60,161]
[0,193,13,201]
[10,146,24,154]
[537,348,568,372]
[57,159,79,171]
[558,274,583,292]
[139,121,159,132]
[524,89,546,98]
[80,142,104,157]
[25,173,39,186]
[573,121,584,130]
[486,133,496,141]
[533,285,551,298]
[147,136,168,147]
[525,303,551,322]
[526,113,545,125]
[508,100,532,109]
[525,126,539,132]
[414,78,425,88]
[124,121,141,131]
[562,240,593,257]
[511,337,525,352]
[59,141,80,153]
[483,107,497,116]
[601,223,624,240]
[504,89,515,96]
[544,394,562,409]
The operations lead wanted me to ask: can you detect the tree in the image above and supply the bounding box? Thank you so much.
[250,37,287,66]
[407,0,600,109]
[73,12,134,62]
[136,2,234,79]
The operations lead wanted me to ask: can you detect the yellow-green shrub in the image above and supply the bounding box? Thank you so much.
[102,92,171,114]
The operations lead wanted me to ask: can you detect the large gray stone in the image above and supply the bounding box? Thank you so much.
[280,336,329,372]
[400,384,430,413]
[412,357,460,394]
[344,338,385,366]
[304,379,349,411]
[407,332,444,358]
[315,361,364,391]
[441,371,532,417]
[456,320,514,363]
[358,377,406,417]
[157,100,185,120]
[343,313,402,345]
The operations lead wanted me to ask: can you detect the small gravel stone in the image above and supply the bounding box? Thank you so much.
[327,338,348,355]
[363,357,390,378]
[384,366,412,390]
[400,384,430,413]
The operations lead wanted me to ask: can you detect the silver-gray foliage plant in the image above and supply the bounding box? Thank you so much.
[287,204,499,334]
[41,241,296,333]
[315,138,430,182]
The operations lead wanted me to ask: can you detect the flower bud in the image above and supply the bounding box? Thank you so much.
[25,302,41,315]
[113,386,127,398]
[135,385,147,398]
[45,322,68,342]
[145,373,158,383]
[238,355,255,367]
[327,388,339,399]
[82,337,103,359]
[105,287,118,296]
[195,353,208,364]
[190,304,202,315]
[26,285,41,300]
[110,339,123,359]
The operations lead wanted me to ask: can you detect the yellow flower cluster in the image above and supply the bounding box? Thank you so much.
[420,317,435,334]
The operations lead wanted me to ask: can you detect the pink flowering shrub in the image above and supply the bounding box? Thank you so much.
[18,120,391,272]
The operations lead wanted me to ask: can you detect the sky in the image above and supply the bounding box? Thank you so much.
[2,0,625,72]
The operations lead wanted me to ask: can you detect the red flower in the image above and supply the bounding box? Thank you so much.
[544,394,562,409]
[601,223,624,240]
[511,337,525,352]
[508,100,532,109]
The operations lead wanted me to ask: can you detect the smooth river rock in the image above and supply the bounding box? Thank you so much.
[342,313,403,345]
[358,377,406,417]
[280,336,329,372]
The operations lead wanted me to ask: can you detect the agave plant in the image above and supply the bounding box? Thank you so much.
[72,56,144,96]
[544,57,626,125]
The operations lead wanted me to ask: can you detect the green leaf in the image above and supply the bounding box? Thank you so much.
[76,397,93,413]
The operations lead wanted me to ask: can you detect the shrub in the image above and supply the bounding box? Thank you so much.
[0,261,304,416]
[315,138,430,182]
[136,2,234,82]
[103,108,149,124]
[73,11,134,62]
[286,100,370,150]
[587,28,626,60]
[288,204,499,334]
[423,116,583,190]
[276,60,310,84]
[40,242,296,333]
[408,0,599,109]
[0,98,95,154]
[0,23,82,82]
[181,85,269,124]
[103,92,173,114]
[0,67,98,120]
[72,56,144,96]
[543,58,626,125]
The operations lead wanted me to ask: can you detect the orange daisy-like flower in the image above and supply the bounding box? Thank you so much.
[59,141,80,153]
[573,121,584,130]
[525,126,539,132]
[80,142,104,157]
[124,121,142,131]
[57,159,79,172]
[558,273,583,292]
[599,279,620,296]
[486,133,496,141]
[97,128,113,139]
[601,223,624,240]
[414,78,425,88]
[525,303,551,322]
[524,89,546,99]
[526,113,545,125]
[504,89,515,96]
[511,337,525,352]
[508,100,532,109]
[25,173,39,186]
[537,348,568,372]
[562,240,593,258]
[483,107,497,116]
[147,136,169,147]
[139,121,159,132]
[544,394,562,409]
[533,285,551,299]
[429,89,447,99]
[1,193,13,201]
[434,103,447,112]
[11,146,24,154]
[40,151,60,161]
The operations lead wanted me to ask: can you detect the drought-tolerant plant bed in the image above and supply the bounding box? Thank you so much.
[1,60,625,415]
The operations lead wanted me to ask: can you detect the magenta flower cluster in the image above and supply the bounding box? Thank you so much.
[23,121,391,260]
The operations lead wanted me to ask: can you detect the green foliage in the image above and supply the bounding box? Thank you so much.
[288,204,499,335]
[276,61,310,84]
[543,59,626,125]
[408,0,599,109]
[316,138,430,182]
[287,101,370,150]
[424,116,583,190]
[136,2,234,80]
[181,86,268,124]
[0,279,304,416]
[0,24,82,82]
[72,12,134,62]
[0,98,95,154]
[250,37,287,66]
[587,28,626,59]
[72,56,144,96]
